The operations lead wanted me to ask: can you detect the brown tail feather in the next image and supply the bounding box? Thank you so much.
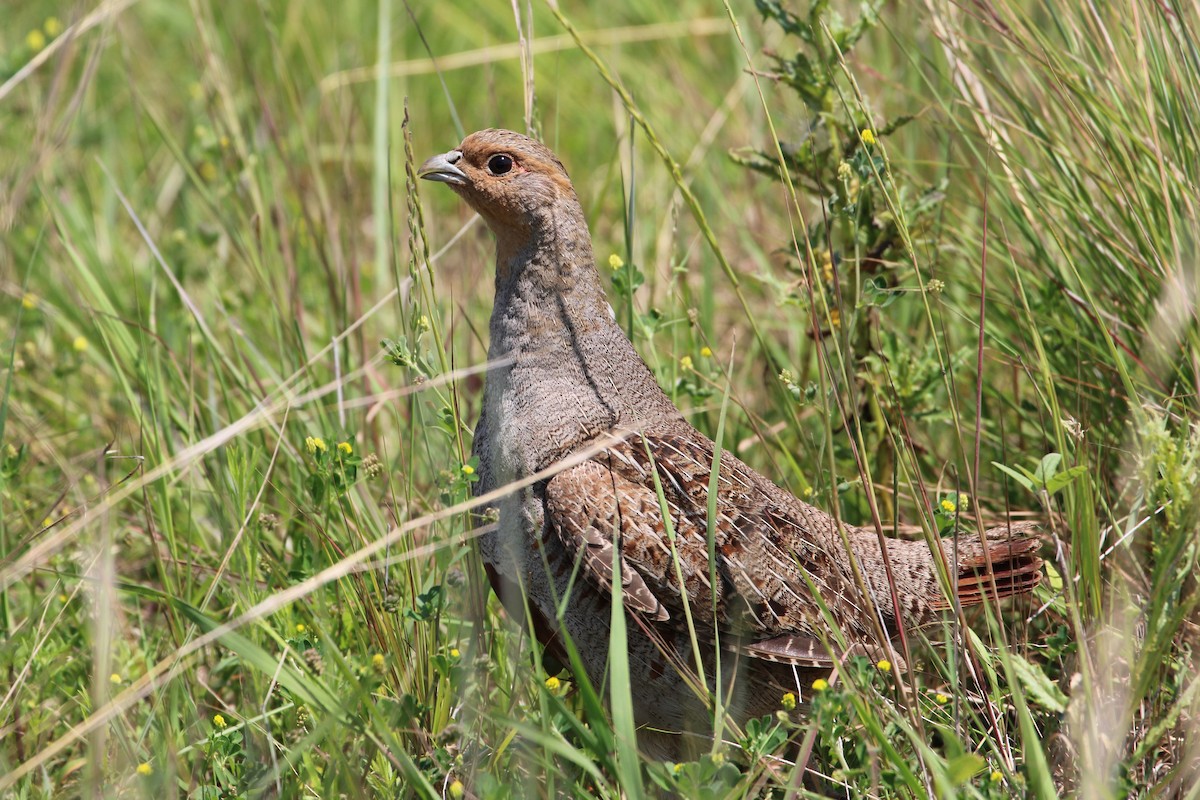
[849,521,1046,631]
[929,523,1044,612]
[953,557,1043,590]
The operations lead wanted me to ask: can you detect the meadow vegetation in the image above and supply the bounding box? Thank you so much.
[1,0,1198,796]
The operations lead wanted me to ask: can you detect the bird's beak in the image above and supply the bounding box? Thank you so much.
[418,150,468,186]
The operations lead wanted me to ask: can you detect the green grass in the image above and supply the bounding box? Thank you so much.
[1,0,1198,796]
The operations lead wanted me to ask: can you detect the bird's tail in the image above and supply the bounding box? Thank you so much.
[927,522,1044,612]
[850,521,1044,629]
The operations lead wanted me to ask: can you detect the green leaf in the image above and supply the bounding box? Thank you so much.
[994,454,1085,496]
[992,461,1035,492]
[945,753,985,787]
[1010,653,1068,713]
[1044,464,1088,495]
[1034,452,1063,484]
[607,507,644,800]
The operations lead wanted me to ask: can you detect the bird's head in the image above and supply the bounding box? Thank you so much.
[418,129,579,235]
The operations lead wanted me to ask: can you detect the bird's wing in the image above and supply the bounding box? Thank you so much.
[544,432,870,668]
[544,460,671,622]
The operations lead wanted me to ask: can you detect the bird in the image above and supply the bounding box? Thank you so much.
[419,128,1043,757]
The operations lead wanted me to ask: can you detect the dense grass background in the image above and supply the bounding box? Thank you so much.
[1,0,1197,796]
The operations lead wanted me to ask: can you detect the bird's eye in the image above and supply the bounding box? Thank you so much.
[487,154,514,175]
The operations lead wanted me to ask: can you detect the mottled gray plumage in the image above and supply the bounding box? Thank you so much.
[419,129,1042,756]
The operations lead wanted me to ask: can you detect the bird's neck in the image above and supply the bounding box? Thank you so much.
[492,204,608,322]
[484,200,677,461]
[488,200,622,364]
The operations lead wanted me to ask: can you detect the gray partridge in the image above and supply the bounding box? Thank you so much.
[419,129,1042,756]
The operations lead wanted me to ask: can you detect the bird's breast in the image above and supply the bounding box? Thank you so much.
[481,357,620,481]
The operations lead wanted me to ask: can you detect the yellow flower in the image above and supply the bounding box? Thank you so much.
[26,29,46,52]
[607,253,624,270]
[876,659,892,673]
[803,486,814,498]
[44,17,63,36]
[837,161,852,181]
[371,653,385,671]
[781,692,797,711]
[58,593,68,603]
[295,623,306,634]
[935,692,949,705]
[110,673,123,684]
[958,492,970,509]
[699,346,712,358]
[21,293,37,310]
[544,675,561,692]
[812,678,829,692]
[829,308,841,328]
[449,780,465,799]
[860,128,876,146]
[417,315,431,331]
[198,162,217,182]
[990,770,1002,783]
[305,437,326,455]
[940,499,956,513]
[136,761,153,776]
[461,464,475,475]
[337,441,352,455]
[72,336,88,352]
[449,648,460,659]
[672,762,684,775]
[679,355,693,371]
[213,714,227,728]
